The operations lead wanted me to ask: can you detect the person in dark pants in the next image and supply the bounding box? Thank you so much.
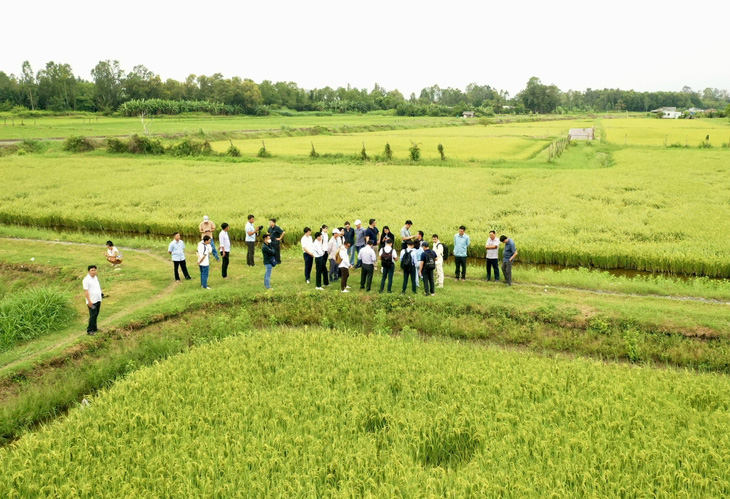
[400,240,417,294]
[500,235,518,286]
[168,232,192,282]
[379,239,398,293]
[419,242,437,296]
[353,220,366,268]
[338,241,353,292]
[342,221,356,266]
[453,225,471,281]
[359,240,377,292]
[485,230,500,281]
[268,218,285,264]
[300,227,314,284]
[219,223,231,278]
[82,265,103,335]
[245,214,260,266]
[313,231,329,289]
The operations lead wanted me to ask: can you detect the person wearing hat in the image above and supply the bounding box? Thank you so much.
[353,220,366,268]
[359,239,377,292]
[419,241,437,296]
[328,228,342,282]
[199,216,220,262]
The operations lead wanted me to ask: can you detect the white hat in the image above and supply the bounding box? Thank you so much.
[203,215,209,222]
[354,219,362,226]
[333,229,341,234]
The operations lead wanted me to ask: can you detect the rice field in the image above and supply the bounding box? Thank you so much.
[2,329,729,497]
[601,118,730,147]
[1,132,728,275]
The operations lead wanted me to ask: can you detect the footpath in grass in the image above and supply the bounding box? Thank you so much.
[2,329,729,497]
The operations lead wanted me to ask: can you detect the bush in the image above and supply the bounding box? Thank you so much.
[438,143,446,160]
[309,142,319,158]
[0,287,75,352]
[227,142,242,157]
[127,134,164,155]
[384,143,393,161]
[106,137,128,154]
[257,141,271,158]
[18,139,44,154]
[168,138,212,157]
[409,142,421,161]
[62,135,96,153]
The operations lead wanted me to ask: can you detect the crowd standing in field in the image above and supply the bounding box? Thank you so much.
[83,215,518,333]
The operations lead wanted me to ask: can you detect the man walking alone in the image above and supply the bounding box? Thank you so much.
[82,265,103,335]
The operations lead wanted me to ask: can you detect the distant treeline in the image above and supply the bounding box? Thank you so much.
[1,61,729,117]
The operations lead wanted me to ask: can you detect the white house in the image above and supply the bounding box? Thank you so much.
[462,111,475,119]
[650,107,682,119]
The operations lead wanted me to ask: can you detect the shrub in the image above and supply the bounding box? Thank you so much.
[62,136,96,153]
[226,141,242,157]
[409,142,420,161]
[360,142,369,161]
[384,143,393,161]
[168,138,212,157]
[18,139,44,154]
[309,142,319,158]
[0,287,75,352]
[257,141,271,158]
[127,134,164,155]
[438,143,446,160]
[105,137,128,154]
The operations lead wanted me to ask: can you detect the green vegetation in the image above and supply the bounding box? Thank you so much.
[3,330,729,496]
[0,287,75,351]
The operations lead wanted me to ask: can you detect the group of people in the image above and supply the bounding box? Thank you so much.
[82,215,518,334]
[297,219,518,295]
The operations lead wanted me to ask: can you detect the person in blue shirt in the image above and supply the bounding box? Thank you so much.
[499,235,518,286]
[168,232,191,282]
[453,225,471,281]
[364,219,379,248]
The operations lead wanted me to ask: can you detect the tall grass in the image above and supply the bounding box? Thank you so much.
[0,287,75,352]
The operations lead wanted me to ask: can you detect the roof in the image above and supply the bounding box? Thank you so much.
[569,128,594,140]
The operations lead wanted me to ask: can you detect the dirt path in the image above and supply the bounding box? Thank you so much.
[0,237,178,373]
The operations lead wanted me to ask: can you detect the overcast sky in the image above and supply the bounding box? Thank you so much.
[3,0,729,97]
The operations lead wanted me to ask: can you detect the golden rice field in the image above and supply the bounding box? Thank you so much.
[3,330,729,497]
[211,120,595,160]
[1,117,728,275]
[602,118,730,147]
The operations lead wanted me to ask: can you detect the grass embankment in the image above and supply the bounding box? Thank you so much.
[3,329,729,496]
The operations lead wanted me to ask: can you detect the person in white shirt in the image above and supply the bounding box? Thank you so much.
[301,227,315,284]
[338,241,353,292]
[400,240,418,294]
[359,240,377,292]
[82,265,103,335]
[313,231,329,290]
[168,232,191,282]
[104,240,122,269]
[219,223,232,279]
[245,214,260,267]
[378,240,399,293]
[197,235,212,289]
[432,234,445,288]
[321,225,329,249]
[485,230,500,282]
[328,228,342,282]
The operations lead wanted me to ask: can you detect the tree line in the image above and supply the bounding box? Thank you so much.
[1,60,728,116]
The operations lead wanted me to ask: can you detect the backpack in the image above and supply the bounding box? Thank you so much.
[424,251,436,271]
[400,249,412,270]
[439,243,449,260]
[381,248,394,268]
[335,249,343,264]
